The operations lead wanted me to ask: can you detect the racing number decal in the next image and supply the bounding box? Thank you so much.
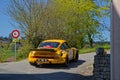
[68,50,73,59]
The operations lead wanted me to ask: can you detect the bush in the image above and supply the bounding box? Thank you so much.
[1,43,8,49]
[0,48,7,62]
[102,44,110,50]
[17,40,33,60]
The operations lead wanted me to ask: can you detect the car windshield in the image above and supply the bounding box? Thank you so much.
[38,42,60,48]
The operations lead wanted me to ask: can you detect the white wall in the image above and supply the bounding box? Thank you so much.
[111,0,120,80]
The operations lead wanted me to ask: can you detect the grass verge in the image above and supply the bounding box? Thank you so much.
[79,44,110,54]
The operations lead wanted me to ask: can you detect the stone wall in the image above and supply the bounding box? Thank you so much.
[93,53,110,80]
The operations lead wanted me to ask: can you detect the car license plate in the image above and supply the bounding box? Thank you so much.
[38,59,48,62]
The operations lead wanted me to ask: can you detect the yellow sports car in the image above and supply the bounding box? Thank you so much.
[28,39,79,67]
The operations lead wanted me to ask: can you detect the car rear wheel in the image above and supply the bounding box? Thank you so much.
[29,62,36,66]
[64,57,69,67]
[74,53,78,62]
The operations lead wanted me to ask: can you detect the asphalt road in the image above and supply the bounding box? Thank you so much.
[0,53,95,80]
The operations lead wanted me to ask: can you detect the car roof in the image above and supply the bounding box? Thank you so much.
[42,39,66,43]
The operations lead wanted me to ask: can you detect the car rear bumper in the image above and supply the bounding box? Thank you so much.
[28,58,66,65]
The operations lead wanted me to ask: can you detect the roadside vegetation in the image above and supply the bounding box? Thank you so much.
[0,38,33,62]
[0,38,110,62]
[79,43,110,54]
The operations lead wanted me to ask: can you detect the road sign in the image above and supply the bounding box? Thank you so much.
[11,30,20,38]
[11,29,20,61]
[13,38,19,42]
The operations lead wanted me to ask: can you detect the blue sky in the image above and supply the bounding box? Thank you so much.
[0,0,110,41]
[0,0,15,37]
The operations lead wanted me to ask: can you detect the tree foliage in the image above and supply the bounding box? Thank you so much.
[7,0,110,48]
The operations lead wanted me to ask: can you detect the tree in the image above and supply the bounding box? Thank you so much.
[94,0,111,39]
[8,0,45,47]
[81,0,111,47]
[51,0,104,48]
[7,0,110,48]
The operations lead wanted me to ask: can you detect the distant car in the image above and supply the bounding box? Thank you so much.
[28,39,79,67]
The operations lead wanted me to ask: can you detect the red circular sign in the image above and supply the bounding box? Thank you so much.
[11,30,20,38]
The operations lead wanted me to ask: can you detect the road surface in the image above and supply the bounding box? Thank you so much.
[0,53,95,80]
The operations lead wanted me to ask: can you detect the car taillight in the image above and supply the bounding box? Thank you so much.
[31,56,39,58]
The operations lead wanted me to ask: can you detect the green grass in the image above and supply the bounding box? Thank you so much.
[0,49,14,62]
[5,50,14,58]
[79,44,110,54]
[79,47,96,54]
[0,49,25,62]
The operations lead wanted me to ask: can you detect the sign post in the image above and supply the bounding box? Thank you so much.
[11,30,20,61]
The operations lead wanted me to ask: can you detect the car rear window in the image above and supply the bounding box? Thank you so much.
[39,42,60,48]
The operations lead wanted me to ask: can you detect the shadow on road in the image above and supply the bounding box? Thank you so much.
[0,72,94,80]
[36,60,86,69]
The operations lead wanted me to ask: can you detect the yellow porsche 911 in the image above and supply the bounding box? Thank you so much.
[28,39,79,67]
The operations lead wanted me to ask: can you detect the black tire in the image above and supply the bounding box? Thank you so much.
[29,62,36,66]
[64,57,69,67]
[74,53,78,62]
